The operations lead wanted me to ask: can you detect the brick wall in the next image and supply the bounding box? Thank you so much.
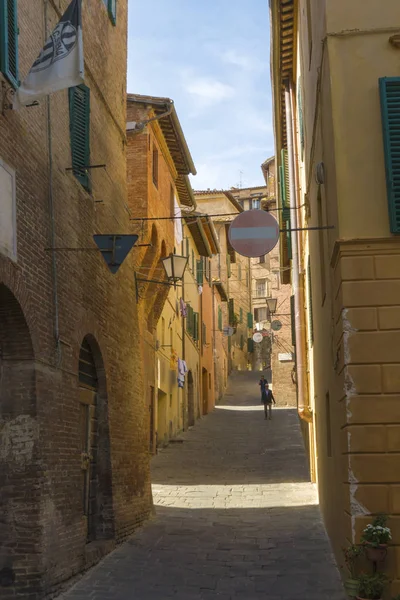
[0,1,153,596]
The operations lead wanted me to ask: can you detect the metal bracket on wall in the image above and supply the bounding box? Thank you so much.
[134,272,181,303]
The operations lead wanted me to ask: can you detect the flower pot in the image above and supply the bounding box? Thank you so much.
[364,543,388,563]
[344,578,360,598]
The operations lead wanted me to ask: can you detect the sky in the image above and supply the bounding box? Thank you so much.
[127,0,274,191]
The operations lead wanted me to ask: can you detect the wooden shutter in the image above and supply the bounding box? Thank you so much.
[0,0,19,88]
[240,307,243,323]
[218,307,222,331]
[307,256,314,345]
[196,259,203,285]
[247,338,254,353]
[281,149,291,221]
[228,299,234,326]
[193,312,199,341]
[240,334,244,350]
[108,0,116,24]
[379,77,400,233]
[247,312,253,329]
[227,254,231,278]
[186,306,194,337]
[69,85,91,190]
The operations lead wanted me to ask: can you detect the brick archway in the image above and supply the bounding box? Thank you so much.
[147,240,169,332]
[0,284,41,597]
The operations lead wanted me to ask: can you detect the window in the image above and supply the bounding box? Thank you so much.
[379,77,400,233]
[185,237,189,257]
[252,199,261,210]
[196,259,203,285]
[152,146,158,187]
[254,307,267,323]
[227,255,231,278]
[228,299,235,326]
[0,159,16,260]
[69,85,91,191]
[259,254,266,264]
[247,312,253,329]
[103,0,117,25]
[256,279,266,298]
[191,249,194,274]
[0,0,19,88]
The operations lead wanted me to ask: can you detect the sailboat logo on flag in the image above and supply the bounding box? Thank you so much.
[31,21,78,73]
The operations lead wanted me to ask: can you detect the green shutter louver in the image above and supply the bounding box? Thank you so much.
[0,0,19,88]
[247,312,253,329]
[281,149,291,221]
[108,0,116,24]
[240,307,243,323]
[307,256,314,346]
[240,334,244,350]
[193,312,199,341]
[218,307,222,331]
[69,85,91,191]
[247,338,254,353]
[187,306,194,337]
[379,77,400,233]
[196,259,204,285]
[290,295,296,346]
[228,299,234,326]
[227,254,231,278]
[185,237,189,257]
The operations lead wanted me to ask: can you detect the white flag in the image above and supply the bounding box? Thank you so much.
[174,197,183,247]
[15,0,84,107]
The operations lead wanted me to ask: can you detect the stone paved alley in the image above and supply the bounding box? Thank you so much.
[58,372,346,600]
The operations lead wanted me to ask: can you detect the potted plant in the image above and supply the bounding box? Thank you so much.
[342,544,363,597]
[361,515,391,562]
[356,573,388,600]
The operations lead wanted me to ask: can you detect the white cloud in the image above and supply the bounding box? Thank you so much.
[220,49,265,73]
[183,74,235,110]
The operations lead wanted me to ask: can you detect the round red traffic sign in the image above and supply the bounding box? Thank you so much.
[228,210,280,258]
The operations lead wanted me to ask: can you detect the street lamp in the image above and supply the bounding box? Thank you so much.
[266,297,277,315]
[161,253,188,287]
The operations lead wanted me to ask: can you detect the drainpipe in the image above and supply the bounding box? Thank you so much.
[212,281,217,402]
[284,80,312,423]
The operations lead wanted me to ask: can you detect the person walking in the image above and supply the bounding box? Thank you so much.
[259,375,268,400]
[261,382,276,420]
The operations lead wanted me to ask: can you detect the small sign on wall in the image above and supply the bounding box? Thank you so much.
[278,353,293,362]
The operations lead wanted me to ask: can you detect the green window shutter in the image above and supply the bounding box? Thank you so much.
[187,306,194,337]
[108,0,116,25]
[228,299,234,326]
[191,249,194,273]
[69,85,91,191]
[196,259,204,285]
[247,338,254,353]
[240,307,243,323]
[240,334,244,350]
[193,312,199,341]
[247,312,253,329]
[307,256,314,346]
[290,295,296,346]
[185,237,189,257]
[379,77,400,233]
[0,0,19,88]
[218,307,222,331]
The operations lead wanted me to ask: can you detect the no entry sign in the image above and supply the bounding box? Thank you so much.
[228,210,280,258]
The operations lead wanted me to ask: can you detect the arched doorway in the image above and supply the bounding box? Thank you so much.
[78,336,114,543]
[0,284,40,593]
[187,370,195,427]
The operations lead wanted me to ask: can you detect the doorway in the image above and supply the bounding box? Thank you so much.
[79,336,114,543]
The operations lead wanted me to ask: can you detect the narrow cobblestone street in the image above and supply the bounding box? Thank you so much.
[59,372,345,600]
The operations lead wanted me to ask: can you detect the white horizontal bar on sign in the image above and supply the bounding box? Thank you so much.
[230,227,277,240]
